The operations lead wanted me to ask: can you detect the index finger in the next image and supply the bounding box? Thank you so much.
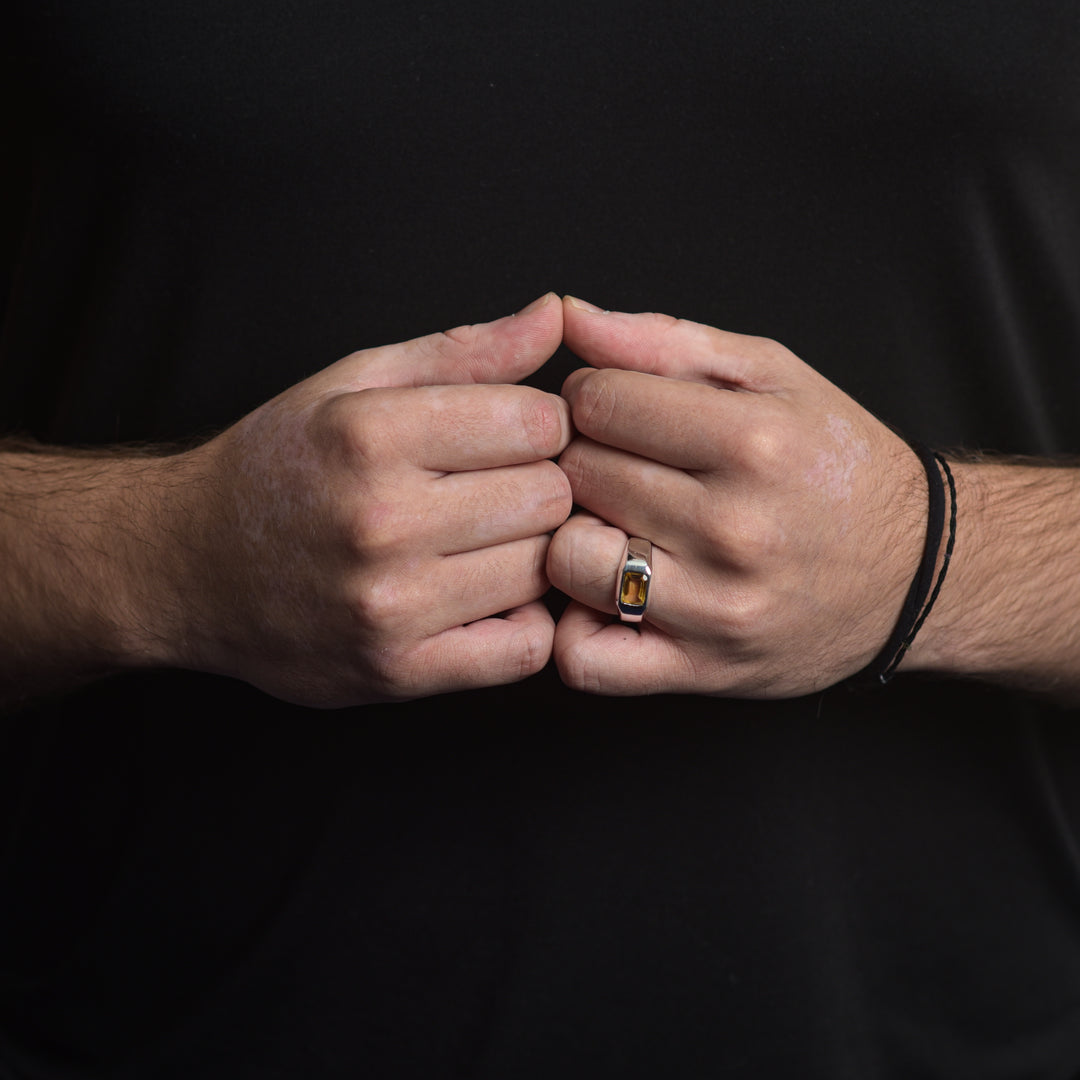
[349,383,573,473]
[561,367,774,472]
[561,297,790,391]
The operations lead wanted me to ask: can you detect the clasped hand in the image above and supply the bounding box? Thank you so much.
[170,293,927,706]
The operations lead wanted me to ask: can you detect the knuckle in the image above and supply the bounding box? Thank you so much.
[751,335,790,364]
[570,369,621,437]
[716,583,773,645]
[511,621,552,681]
[439,323,480,349]
[736,413,793,476]
[554,636,606,695]
[346,571,411,637]
[547,523,606,597]
[366,641,424,699]
[743,335,796,385]
[719,331,784,364]
[518,391,568,459]
[315,388,397,468]
[572,556,612,600]
[669,315,709,350]
[556,439,585,489]
[533,460,574,521]
[557,439,617,506]
[461,552,513,602]
[431,325,497,381]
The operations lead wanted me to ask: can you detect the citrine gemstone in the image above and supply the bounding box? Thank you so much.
[620,571,647,608]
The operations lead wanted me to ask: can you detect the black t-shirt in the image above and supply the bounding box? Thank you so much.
[3,2,1080,1076]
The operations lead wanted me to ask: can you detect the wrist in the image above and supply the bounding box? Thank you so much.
[900,460,1080,699]
[101,450,211,672]
[854,445,954,685]
[895,459,976,676]
[0,446,204,695]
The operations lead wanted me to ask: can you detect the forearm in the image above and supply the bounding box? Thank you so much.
[903,460,1080,703]
[0,440,191,707]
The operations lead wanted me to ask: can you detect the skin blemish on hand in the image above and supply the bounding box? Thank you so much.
[805,415,871,518]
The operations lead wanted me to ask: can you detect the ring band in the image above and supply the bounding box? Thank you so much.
[616,537,653,623]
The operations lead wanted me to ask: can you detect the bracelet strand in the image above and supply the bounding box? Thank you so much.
[854,445,956,686]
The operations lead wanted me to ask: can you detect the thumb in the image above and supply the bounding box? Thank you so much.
[561,295,780,391]
[339,292,564,391]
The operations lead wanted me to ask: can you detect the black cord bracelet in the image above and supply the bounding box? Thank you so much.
[853,445,957,686]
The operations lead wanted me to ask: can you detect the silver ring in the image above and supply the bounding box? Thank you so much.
[616,537,652,623]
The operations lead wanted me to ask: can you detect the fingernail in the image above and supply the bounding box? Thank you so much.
[565,295,606,314]
[515,292,555,317]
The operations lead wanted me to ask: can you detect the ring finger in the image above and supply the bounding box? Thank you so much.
[547,513,681,630]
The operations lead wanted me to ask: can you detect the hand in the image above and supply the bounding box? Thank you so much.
[547,297,927,697]
[158,293,572,706]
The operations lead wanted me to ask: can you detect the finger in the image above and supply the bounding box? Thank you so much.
[349,461,569,578]
[340,383,572,472]
[561,296,790,391]
[556,438,703,545]
[336,292,565,392]
[422,534,556,635]
[431,460,572,554]
[561,368,786,472]
[400,601,556,695]
[548,514,731,638]
[547,515,682,626]
[546,515,629,615]
[359,461,569,560]
[553,601,701,696]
